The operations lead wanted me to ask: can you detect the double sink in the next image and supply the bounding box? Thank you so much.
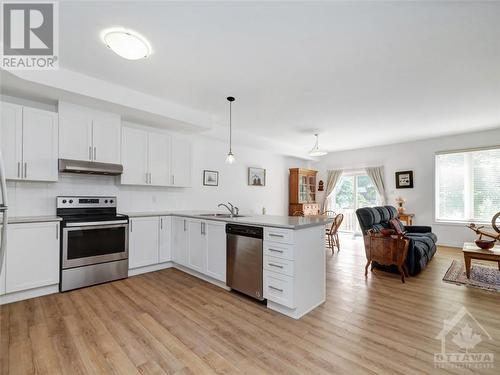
[199,213,246,218]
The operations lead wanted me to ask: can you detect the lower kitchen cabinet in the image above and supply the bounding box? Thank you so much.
[172,217,188,266]
[129,217,159,269]
[159,216,172,262]
[204,221,226,282]
[5,222,60,294]
[187,219,204,273]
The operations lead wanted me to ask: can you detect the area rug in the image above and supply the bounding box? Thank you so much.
[443,260,500,292]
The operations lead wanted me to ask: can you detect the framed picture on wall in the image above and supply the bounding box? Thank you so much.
[395,170,414,189]
[248,167,266,186]
[203,170,219,186]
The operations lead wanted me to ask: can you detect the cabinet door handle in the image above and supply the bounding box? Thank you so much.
[24,162,27,178]
[160,218,163,230]
[149,173,152,184]
[269,233,284,238]
[56,224,58,240]
[130,220,133,232]
[93,147,97,161]
[268,263,283,269]
[268,248,284,253]
[172,175,175,185]
[268,285,283,293]
[145,173,148,184]
[183,220,187,231]
[89,146,92,161]
[17,162,21,178]
[201,222,205,235]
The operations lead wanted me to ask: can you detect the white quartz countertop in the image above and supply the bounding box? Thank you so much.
[7,215,63,224]
[124,210,332,229]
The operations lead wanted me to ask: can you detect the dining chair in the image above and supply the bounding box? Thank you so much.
[326,213,344,254]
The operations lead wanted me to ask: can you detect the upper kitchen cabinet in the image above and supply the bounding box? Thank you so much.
[121,123,191,187]
[58,101,121,164]
[0,102,58,182]
[171,137,192,187]
[121,126,149,185]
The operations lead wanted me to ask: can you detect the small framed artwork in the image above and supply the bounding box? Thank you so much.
[203,170,219,186]
[395,170,414,189]
[248,167,266,186]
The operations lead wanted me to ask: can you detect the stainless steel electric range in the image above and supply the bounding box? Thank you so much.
[57,196,129,291]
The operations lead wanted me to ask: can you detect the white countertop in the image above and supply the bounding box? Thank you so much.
[7,215,62,224]
[124,210,332,229]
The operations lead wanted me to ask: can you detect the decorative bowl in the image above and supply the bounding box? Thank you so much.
[475,239,495,250]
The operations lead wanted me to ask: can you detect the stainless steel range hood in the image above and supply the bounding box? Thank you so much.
[58,159,123,176]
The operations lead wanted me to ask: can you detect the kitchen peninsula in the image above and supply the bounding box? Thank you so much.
[126,211,331,319]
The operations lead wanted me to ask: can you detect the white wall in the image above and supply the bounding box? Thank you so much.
[313,127,500,248]
[6,135,306,218]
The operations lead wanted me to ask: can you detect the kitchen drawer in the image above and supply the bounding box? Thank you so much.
[264,270,295,308]
[264,227,294,244]
[264,255,294,277]
[263,241,294,260]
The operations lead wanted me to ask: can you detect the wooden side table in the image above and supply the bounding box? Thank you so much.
[462,242,500,278]
[398,213,414,226]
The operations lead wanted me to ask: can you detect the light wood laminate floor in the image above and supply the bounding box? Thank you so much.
[1,237,499,374]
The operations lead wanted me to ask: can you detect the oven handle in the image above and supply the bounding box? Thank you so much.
[66,220,128,228]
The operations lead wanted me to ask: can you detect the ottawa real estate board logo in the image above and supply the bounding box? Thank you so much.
[435,307,494,369]
[1,1,58,69]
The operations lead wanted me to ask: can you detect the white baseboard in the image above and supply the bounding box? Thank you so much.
[0,284,59,305]
[128,261,173,276]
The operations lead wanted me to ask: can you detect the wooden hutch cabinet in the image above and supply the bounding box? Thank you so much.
[289,168,320,216]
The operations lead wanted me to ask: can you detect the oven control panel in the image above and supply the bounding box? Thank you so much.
[57,196,117,208]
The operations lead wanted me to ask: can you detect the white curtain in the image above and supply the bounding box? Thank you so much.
[365,166,387,204]
[321,169,343,212]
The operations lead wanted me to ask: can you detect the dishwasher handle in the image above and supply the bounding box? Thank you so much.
[226,224,263,239]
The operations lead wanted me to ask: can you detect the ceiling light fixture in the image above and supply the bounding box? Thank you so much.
[308,133,328,157]
[225,96,236,164]
[102,28,152,60]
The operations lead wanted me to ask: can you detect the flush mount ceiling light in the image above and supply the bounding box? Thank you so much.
[101,28,152,60]
[225,96,236,164]
[308,133,328,157]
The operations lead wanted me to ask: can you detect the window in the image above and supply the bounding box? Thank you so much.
[329,172,380,232]
[435,147,500,223]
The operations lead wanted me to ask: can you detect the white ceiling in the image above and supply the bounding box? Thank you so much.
[55,1,500,154]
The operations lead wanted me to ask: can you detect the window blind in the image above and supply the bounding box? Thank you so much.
[435,146,500,222]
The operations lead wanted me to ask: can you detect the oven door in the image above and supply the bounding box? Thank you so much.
[62,221,128,269]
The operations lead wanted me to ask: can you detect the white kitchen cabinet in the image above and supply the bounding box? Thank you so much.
[0,102,58,182]
[204,221,227,282]
[171,137,192,187]
[5,222,59,293]
[58,101,121,164]
[187,219,204,273]
[0,102,23,180]
[121,126,173,187]
[159,216,172,262]
[172,217,188,266]
[22,107,58,181]
[92,118,121,164]
[121,126,149,185]
[148,133,171,186]
[129,217,160,269]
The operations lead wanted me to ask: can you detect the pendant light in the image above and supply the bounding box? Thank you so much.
[225,96,236,164]
[308,133,328,157]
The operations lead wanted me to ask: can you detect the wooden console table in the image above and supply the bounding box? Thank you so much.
[398,213,414,226]
[462,242,500,278]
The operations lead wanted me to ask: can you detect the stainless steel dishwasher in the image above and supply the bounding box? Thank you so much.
[226,224,264,301]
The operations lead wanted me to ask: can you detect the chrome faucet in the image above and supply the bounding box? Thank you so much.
[218,202,239,217]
